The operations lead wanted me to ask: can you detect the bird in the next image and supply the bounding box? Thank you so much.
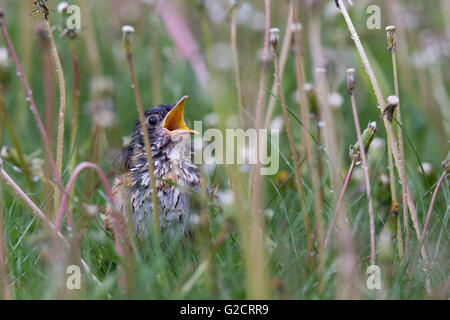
[105,96,200,240]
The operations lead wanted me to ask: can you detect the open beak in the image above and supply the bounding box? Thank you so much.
[163,96,198,135]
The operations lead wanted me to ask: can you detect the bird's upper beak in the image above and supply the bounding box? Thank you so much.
[163,96,198,135]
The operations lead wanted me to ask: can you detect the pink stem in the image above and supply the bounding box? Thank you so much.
[0,167,105,288]
[0,19,63,192]
[156,1,208,88]
[55,162,124,258]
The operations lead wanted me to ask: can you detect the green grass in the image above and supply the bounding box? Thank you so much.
[0,0,448,299]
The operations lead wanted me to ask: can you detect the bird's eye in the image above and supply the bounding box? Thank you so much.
[147,116,158,126]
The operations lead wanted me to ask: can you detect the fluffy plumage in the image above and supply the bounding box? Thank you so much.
[106,100,199,239]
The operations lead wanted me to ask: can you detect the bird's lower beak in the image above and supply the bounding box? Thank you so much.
[163,95,198,135]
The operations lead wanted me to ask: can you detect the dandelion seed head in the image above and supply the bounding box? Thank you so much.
[57,2,69,13]
[387,95,400,106]
[121,25,135,34]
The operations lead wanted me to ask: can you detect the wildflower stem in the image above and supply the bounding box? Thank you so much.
[69,41,80,173]
[349,94,376,266]
[264,0,294,128]
[45,21,66,219]
[0,166,104,290]
[55,162,123,260]
[125,50,161,247]
[336,0,430,276]
[391,51,409,260]
[0,13,64,200]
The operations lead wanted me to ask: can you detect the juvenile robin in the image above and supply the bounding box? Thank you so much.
[105,96,200,239]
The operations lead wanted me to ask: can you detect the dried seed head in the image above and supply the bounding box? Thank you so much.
[382,95,399,122]
[349,121,377,161]
[346,68,355,95]
[387,95,400,106]
[57,2,69,13]
[386,25,397,52]
[229,0,238,8]
[122,25,135,52]
[58,2,80,40]
[270,27,280,51]
[442,151,450,172]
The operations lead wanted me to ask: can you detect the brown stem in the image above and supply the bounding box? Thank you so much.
[0,15,64,198]
[337,0,430,279]
[349,94,376,266]
[45,21,66,219]
[264,0,294,128]
[126,52,161,246]
[391,51,408,260]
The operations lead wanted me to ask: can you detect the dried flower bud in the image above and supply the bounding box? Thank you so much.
[270,27,280,51]
[386,25,397,52]
[303,83,318,115]
[122,25,135,53]
[349,121,377,161]
[387,95,399,106]
[382,95,399,122]
[442,151,450,172]
[346,68,355,95]
[57,2,69,13]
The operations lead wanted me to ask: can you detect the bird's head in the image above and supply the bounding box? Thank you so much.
[122,96,197,170]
